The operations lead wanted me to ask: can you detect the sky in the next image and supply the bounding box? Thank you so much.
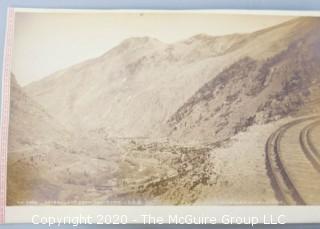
[11,11,294,86]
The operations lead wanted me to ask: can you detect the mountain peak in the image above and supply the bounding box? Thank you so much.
[183,33,213,43]
[120,36,164,48]
[101,36,165,58]
[10,73,20,89]
[191,33,213,40]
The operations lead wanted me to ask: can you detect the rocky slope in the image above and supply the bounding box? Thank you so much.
[167,18,320,143]
[8,74,72,154]
[7,75,72,204]
[24,18,320,139]
[8,75,123,205]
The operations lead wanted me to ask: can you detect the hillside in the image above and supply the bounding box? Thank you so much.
[7,75,72,204]
[23,18,320,139]
[7,76,120,205]
[8,74,73,154]
[167,26,320,142]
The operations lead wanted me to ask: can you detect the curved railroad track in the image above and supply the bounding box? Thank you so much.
[299,120,320,172]
[265,116,320,205]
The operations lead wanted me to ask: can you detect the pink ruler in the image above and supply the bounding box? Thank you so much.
[0,7,15,224]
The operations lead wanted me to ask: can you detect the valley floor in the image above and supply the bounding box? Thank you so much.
[8,115,320,205]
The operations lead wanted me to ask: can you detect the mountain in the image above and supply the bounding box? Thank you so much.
[8,75,122,205]
[7,75,72,204]
[24,35,247,137]
[24,17,320,140]
[167,18,320,142]
[8,75,71,150]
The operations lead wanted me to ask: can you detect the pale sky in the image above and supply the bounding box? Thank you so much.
[12,11,294,86]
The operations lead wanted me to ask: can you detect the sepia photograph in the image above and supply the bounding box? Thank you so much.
[5,10,320,206]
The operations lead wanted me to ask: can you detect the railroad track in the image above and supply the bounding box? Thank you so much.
[300,120,320,172]
[265,116,320,205]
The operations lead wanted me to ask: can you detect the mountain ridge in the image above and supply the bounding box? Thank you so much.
[23,17,320,140]
[24,17,311,88]
[167,25,320,142]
